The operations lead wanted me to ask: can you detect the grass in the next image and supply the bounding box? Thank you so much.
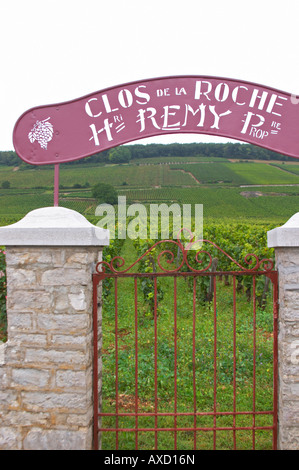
[170,161,299,186]
[0,163,197,189]
[170,162,246,185]
[0,185,297,226]
[131,156,230,164]
[0,159,298,225]
[98,240,275,450]
[270,163,299,176]
[224,162,299,185]
[119,186,299,224]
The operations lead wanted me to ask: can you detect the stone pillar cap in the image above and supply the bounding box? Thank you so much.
[0,206,109,246]
[268,212,299,247]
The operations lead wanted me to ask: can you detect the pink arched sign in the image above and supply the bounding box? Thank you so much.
[12,75,299,204]
[13,75,299,164]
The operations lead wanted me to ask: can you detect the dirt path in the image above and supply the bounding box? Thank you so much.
[172,168,201,184]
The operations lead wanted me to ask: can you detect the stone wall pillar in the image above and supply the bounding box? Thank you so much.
[268,213,299,450]
[0,207,109,450]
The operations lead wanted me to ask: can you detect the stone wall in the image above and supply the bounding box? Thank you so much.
[268,214,299,450]
[0,207,108,450]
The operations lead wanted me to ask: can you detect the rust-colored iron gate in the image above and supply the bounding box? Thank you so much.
[92,239,278,450]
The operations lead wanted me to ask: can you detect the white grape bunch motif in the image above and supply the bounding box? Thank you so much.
[28,118,54,150]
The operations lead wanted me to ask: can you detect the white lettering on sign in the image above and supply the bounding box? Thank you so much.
[209,106,232,129]
[85,85,151,118]
[118,89,133,108]
[214,83,230,102]
[89,120,113,146]
[194,80,213,100]
[157,88,171,97]
[136,108,160,133]
[84,79,288,149]
[232,86,248,105]
[135,85,151,105]
[161,105,181,130]
[85,98,102,118]
[241,112,265,134]
[135,104,232,133]
[175,87,187,95]
[182,104,206,127]
[271,121,282,135]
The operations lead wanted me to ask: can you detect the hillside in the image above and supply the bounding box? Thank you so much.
[0,153,298,225]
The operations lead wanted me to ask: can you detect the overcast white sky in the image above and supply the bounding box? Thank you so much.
[1,0,299,151]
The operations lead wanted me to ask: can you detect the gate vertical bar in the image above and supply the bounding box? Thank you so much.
[115,277,119,450]
[233,275,237,450]
[134,277,139,450]
[192,277,197,450]
[252,276,257,450]
[154,277,158,449]
[93,275,99,451]
[174,276,178,450]
[213,275,217,450]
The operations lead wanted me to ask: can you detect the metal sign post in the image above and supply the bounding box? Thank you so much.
[54,164,59,206]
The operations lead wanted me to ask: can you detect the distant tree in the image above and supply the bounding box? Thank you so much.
[1,181,10,189]
[108,146,131,163]
[92,182,118,205]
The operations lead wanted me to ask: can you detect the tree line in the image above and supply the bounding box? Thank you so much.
[0,142,296,168]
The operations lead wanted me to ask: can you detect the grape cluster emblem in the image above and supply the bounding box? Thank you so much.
[28,117,54,150]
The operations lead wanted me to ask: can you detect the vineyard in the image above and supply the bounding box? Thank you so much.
[0,157,298,224]
[0,155,294,345]
[170,161,299,185]
[101,220,275,310]
[0,153,295,448]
